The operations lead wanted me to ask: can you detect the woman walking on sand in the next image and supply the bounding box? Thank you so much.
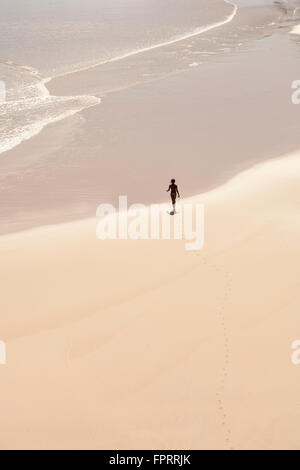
[166,179,180,214]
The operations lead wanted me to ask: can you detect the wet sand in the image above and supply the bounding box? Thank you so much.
[1,4,296,235]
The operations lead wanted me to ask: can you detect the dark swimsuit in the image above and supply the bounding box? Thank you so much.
[169,184,178,204]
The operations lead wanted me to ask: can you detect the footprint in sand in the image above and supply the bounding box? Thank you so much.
[192,255,234,448]
[209,261,234,449]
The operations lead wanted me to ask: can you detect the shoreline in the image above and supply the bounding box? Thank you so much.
[45,0,237,83]
[0,3,291,237]
[0,0,237,157]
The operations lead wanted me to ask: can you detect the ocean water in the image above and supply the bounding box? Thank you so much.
[0,0,236,76]
[0,0,236,155]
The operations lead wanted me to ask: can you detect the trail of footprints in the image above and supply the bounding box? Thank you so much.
[191,252,234,450]
[208,257,234,450]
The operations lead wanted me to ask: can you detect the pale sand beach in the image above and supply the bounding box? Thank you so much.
[1,0,300,451]
[1,151,300,450]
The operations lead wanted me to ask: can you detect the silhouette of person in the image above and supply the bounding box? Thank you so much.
[166,179,180,213]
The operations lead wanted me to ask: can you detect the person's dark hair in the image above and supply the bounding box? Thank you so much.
[171,179,175,183]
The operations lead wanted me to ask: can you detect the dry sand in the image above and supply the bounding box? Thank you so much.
[1,151,300,450]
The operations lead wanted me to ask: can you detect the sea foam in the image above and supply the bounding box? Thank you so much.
[0,62,101,154]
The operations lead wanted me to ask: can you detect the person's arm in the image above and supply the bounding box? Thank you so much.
[166,185,171,192]
[177,187,181,198]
